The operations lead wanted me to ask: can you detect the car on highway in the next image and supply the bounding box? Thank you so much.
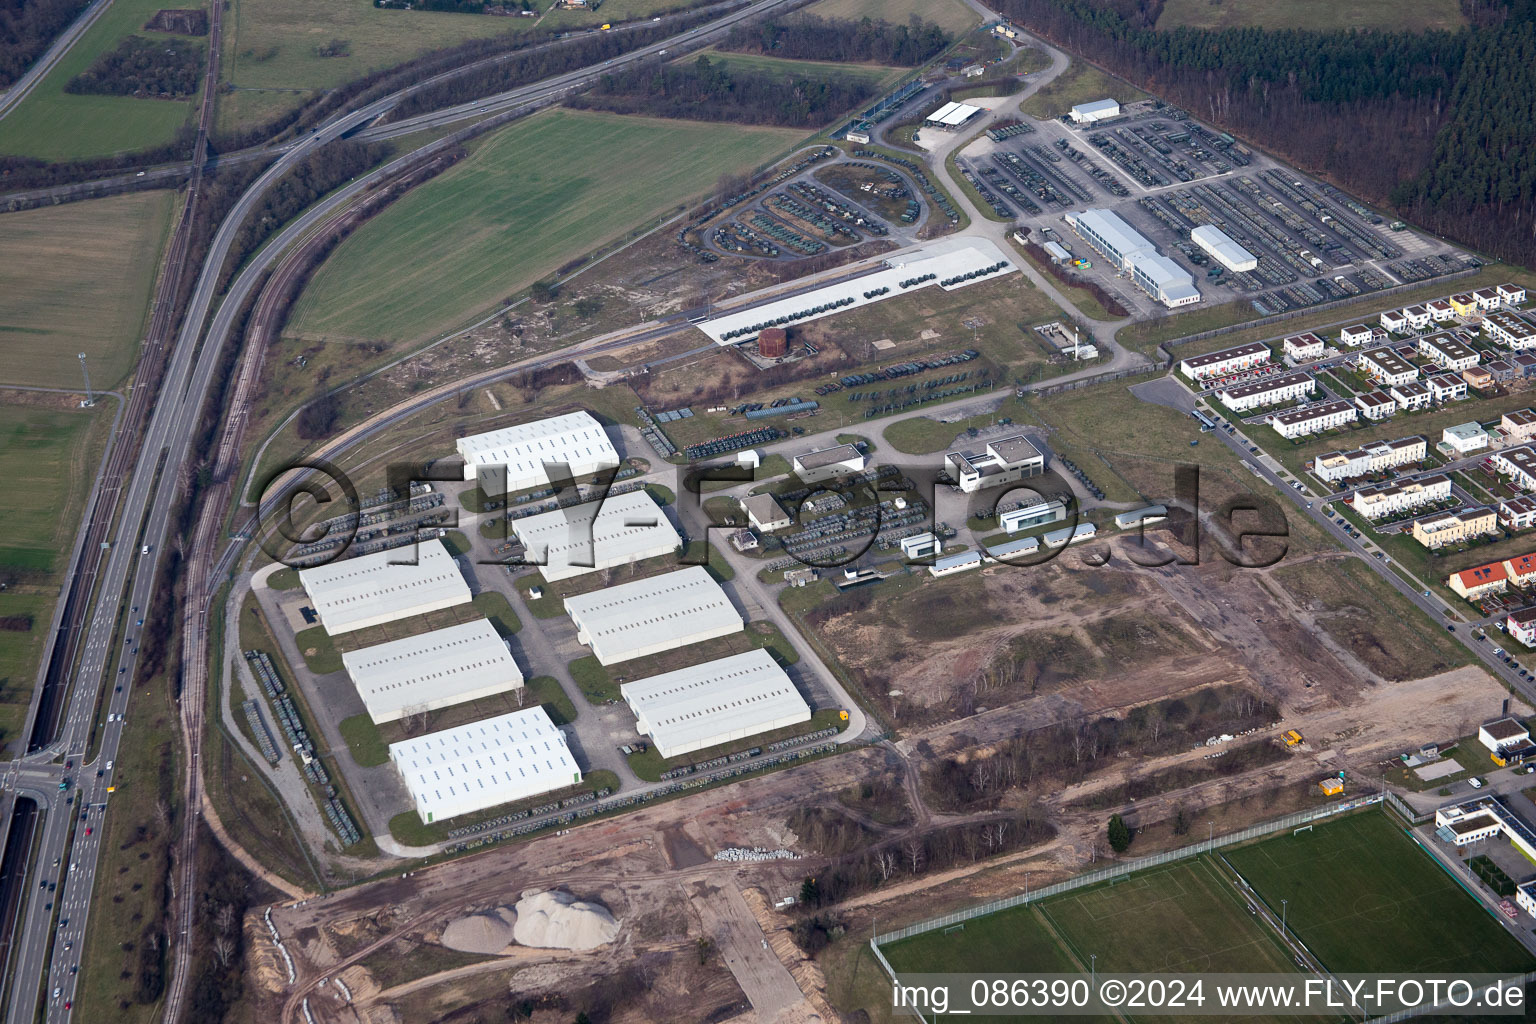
[85,826,91,836]
[52,988,59,1000]
[106,760,113,771]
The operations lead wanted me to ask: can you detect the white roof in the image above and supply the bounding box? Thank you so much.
[1072,98,1120,117]
[564,566,743,665]
[620,649,810,759]
[455,411,619,490]
[391,706,580,823]
[297,538,471,635]
[926,100,982,126]
[341,619,522,724]
[1190,224,1257,271]
[510,490,680,583]
[1136,252,1200,303]
[696,238,1016,345]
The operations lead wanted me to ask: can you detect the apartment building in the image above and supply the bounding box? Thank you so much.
[1389,381,1433,411]
[1219,372,1314,412]
[1354,391,1396,421]
[1179,341,1272,381]
[1427,373,1469,403]
[1418,333,1481,371]
[1356,348,1418,387]
[1311,435,1425,483]
[1493,445,1536,491]
[1350,474,1451,519]
[1339,324,1373,348]
[1410,506,1497,549]
[1499,495,1536,531]
[1282,333,1326,362]
[1270,401,1357,439]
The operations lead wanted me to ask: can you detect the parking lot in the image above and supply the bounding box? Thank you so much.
[954,98,1475,318]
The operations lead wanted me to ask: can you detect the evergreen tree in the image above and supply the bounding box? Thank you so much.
[1107,814,1132,853]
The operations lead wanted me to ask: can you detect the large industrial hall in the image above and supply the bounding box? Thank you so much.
[620,649,811,759]
[563,566,743,665]
[455,410,620,491]
[510,489,681,583]
[340,618,523,725]
[296,538,472,635]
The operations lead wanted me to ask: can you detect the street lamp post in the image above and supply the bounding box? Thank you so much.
[1208,820,1214,851]
[1281,899,1288,941]
[1090,953,1097,990]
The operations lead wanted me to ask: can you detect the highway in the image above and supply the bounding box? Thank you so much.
[0,0,114,122]
[0,0,807,1018]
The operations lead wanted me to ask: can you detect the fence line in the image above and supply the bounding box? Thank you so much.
[872,793,1386,946]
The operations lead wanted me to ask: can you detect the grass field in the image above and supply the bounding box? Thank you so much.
[685,48,905,87]
[804,0,980,34]
[218,0,544,134]
[0,0,205,158]
[0,402,113,753]
[0,191,175,388]
[1021,60,1147,121]
[1226,812,1534,974]
[288,108,804,345]
[1155,0,1465,32]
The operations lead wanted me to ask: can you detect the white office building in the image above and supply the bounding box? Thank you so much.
[564,566,742,666]
[945,434,1046,492]
[391,706,581,824]
[1002,499,1068,532]
[793,444,868,483]
[298,538,472,636]
[620,649,810,759]
[510,490,679,584]
[1064,209,1199,308]
[455,411,619,490]
[342,619,522,725]
[1190,224,1258,273]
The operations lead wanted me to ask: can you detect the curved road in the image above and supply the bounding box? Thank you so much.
[0,0,114,123]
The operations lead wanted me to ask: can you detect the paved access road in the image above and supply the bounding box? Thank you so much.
[0,0,114,122]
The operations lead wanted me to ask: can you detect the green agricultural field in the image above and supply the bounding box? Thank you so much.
[1156,0,1465,32]
[543,0,721,30]
[288,108,803,345]
[0,0,204,159]
[1225,811,1535,974]
[218,0,545,135]
[0,403,112,753]
[805,0,979,34]
[1020,60,1147,120]
[0,191,175,389]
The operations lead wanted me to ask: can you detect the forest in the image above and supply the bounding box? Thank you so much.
[994,0,1536,267]
[66,34,202,98]
[569,55,878,127]
[718,13,952,66]
[0,0,90,88]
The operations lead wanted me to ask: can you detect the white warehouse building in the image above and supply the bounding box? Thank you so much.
[1065,209,1199,308]
[1190,224,1258,273]
[341,619,522,725]
[1069,98,1120,123]
[455,411,619,491]
[297,538,471,636]
[390,706,580,824]
[564,566,742,666]
[510,490,680,583]
[619,649,811,759]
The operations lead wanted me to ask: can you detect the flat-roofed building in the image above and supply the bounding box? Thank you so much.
[1270,400,1356,439]
[1483,310,1536,349]
[1517,352,1536,377]
[1115,505,1167,529]
[1488,359,1517,382]
[1434,803,1504,846]
[1481,717,1532,752]
[1219,371,1314,412]
[740,492,792,533]
[1389,381,1432,411]
[1508,606,1536,648]
[1442,422,1490,455]
[1355,391,1396,421]
[985,536,1040,560]
[1503,410,1536,446]
[1282,333,1326,362]
[1501,495,1536,530]
[945,433,1046,492]
[899,532,940,559]
[1418,333,1480,371]
[1002,499,1068,532]
[1312,435,1425,483]
[564,567,742,666]
[1190,224,1258,273]
[1427,373,1468,403]
[455,411,619,490]
[1493,445,1536,491]
[1403,305,1433,331]
[1179,341,1271,381]
[793,443,867,483]
[1463,366,1496,391]
[511,491,680,584]
[1381,309,1409,333]
[1474,287,1502,311]
[1428,299,1455,322]
[298,539,471,636]
[1499,283,1528,306]
[342,619,522,724]
[1064,209,1199,308]
[1350,474,1451,519]
[930,549,985,577]
[1339,324,1373,347]
[391,707,579,824]
[620,649,810,759]
[1043,523,1097,547]
[1411,506,1497,550]
[1450,560,1509,600]
[925,100,982,130]
[1356,348,1418,387]
[1450,293,1478,317]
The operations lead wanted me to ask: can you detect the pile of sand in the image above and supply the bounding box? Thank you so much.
[511,890,619,951]
[440,906,517,954]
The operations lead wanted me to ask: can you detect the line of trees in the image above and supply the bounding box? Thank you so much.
[719,13,951,66]
[66,34,203,98]
[0,0,91,88]
[992,0,1536,267]
[569,54,879,127]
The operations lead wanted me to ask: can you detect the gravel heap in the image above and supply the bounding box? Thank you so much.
[440,907,517,954]
[511,890,619,951]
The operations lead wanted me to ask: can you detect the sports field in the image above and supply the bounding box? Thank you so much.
[805,0,979,34]
[1155,0,1464,32]
[1226,812,1534,974]
[0,190,175,388]
[0,0,203,159]
[0,402,111,753]
[218,0,544,134]
[288,108,803,345]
